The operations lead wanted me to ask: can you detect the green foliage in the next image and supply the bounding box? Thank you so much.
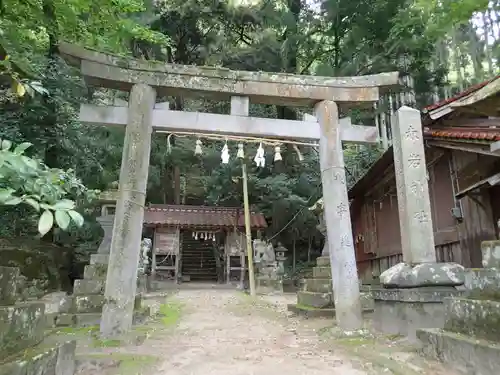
[0,0,493,265]
[0,140,98,236]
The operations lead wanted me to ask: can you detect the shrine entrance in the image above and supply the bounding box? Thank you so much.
[59,42,399,337]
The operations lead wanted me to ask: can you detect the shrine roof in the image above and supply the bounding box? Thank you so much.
[144,204,267,229]
[58,42,399,107]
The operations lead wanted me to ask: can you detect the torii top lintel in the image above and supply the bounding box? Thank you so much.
[59,42,399,107]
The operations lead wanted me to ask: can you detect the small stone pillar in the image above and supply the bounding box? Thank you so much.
[315,100,363,331]
[373,106,465,342]
[100,83,156,337]
[95,188,119,258]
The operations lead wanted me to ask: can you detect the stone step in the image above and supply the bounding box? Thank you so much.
[73,279,105,296]
[287,304,374,319]
[312,266,331,279]
[443,297,500,342]
[0,340,76,375]
[296,291,374,310]
[417,328,500,375]
[315,256,330,266]
[72,295,104,313]
[297,291,333,308]
[90,253,109,265]
[0,302,45,357]
[302,278,332,293]
[83,264,108,280]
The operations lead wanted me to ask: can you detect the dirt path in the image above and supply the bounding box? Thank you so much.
[77,289,457,375]
[153,290,367,375]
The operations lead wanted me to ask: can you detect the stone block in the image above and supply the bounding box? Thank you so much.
[90,254,110,265]
[302,278,332,293]
[72,295,104,313]
[74,313,101,327]
[463,268,500,290]
[418,328,500,375]
[0,266,20,305]
[83,264,108,280]
[0,345,58,375]
[481,240,500,269]
[444,297,500,342]
[297,291,332,308]
[0,302,45,356]
[380,262,465,288]
[312,266,331,279]
[40,292,72,314]
[56,341,76,375]
[372,287,463,342]
[73,280,105,295]
[315,256,330,266]
[55,314,75,327]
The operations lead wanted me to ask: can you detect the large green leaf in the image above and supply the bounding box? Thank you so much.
[53,199,76,210]
[68,210,85,227]
[38,210,54,236]
[55,210,71,230]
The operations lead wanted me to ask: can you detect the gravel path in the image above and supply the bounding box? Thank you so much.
[153,290,368,375]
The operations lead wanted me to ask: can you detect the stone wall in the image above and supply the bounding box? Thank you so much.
[0,266,76,375]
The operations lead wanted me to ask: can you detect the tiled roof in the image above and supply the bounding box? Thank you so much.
[143,204,267,229]
[423,127,500,142]
[423,76,499,112]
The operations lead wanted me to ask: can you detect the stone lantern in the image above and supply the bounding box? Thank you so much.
[96,182,119,256]
[309,198,329,257]
[275,242,288,275]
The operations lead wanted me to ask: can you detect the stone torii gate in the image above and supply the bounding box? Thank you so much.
[59,42,399,336]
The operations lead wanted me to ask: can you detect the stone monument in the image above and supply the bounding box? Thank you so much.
[0,266,76,375]
[254,239,282,294]
[372,107,466,342]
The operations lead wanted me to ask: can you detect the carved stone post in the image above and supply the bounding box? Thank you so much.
[315,100,363,331]
[380,106,465,286]
[100,83,156,337]
[373,106,465,341]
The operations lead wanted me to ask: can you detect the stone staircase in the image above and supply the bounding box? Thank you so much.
[45,253,144,328]
[181,232,218,282]
[417,240,500,375]
[287,256,374,317]
[0,266,76,375]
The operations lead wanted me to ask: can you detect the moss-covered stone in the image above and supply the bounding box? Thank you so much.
[302,278,332,293]
[297,291,333,308]
[444,297,500,342]
[72,295,104,313]
[312,266,331,279]
[0,340,75,375]
[0,302,45,357]
[73,280,105,296]
[0,266,20,305]
[83,264,108,280]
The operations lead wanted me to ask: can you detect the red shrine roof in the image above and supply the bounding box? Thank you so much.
[143,204,267,229]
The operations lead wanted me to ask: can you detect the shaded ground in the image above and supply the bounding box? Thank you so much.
[67,289,458,375]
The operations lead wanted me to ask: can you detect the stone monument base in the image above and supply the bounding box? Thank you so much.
[372,286,464,342]
[418,296,500,375]
[380,262,466,288]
